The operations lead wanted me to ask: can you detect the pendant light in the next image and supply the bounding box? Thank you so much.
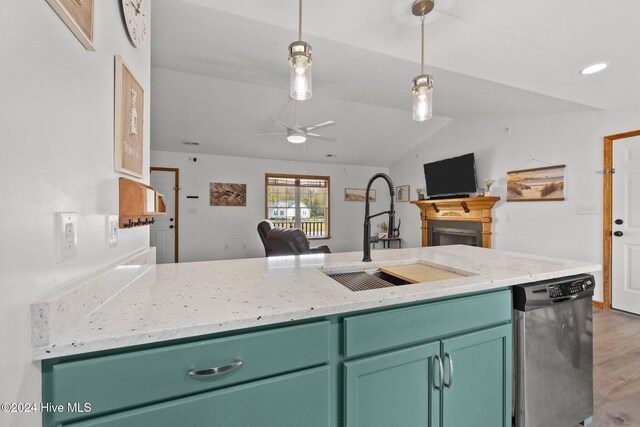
[288,0,312,100]
[412,0,434,121]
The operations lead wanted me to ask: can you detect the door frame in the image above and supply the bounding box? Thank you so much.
[602,130,640,310]
[150,167,180,263]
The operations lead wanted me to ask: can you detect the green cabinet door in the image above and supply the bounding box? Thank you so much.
[344,342,440,427]
[441,324,512,427]
[63,366,330,427]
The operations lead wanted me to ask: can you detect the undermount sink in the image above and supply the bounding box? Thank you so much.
[325,270,410,291]
[323,262,471,292]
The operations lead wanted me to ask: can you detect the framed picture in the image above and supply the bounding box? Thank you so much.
[396,185,410,202]
[115,55,145,178]
[507,165,566,202]
[345,188,376,202]
[46,0,95,51]
[210,183,247,207]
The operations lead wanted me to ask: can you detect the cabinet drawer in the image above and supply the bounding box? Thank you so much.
[46,321,330,425]
[63,366,331,427]
[343,290,510,358]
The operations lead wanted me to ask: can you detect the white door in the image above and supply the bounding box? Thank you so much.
[612,136,640,314]
[150,169,178,264]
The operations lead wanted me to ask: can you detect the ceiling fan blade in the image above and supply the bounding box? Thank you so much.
[304,121,336,132]
[268,117,298,132]
[307,134,338,143]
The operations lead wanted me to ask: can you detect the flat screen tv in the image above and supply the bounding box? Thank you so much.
[423,153,478,198]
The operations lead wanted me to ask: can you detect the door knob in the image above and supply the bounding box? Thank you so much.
[170,225,174,229]
[170,218,174,221]
[615,219,624,225]
[614,231,623,237]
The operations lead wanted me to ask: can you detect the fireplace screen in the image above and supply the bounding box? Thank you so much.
[428,221,483,247]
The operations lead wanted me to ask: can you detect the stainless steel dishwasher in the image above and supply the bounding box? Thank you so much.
[513,274,595,427]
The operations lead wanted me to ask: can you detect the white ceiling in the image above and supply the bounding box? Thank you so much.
[151,0,640,166]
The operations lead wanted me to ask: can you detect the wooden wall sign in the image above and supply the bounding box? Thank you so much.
[47,0,95,51]
[114,55,145,178]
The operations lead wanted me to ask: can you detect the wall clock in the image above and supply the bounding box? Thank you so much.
[121,0,148,47]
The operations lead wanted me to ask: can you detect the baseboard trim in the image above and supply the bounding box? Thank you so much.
[592,300,604,309]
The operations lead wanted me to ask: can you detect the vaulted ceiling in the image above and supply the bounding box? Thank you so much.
[151,0,640,166]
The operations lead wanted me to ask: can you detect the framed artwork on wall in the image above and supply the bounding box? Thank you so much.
[210,183,247,206]
[46,0,95,51]
[345,188,376,202]
[507,165,566,202]
[396,185,410,202]
[114,55,145,178]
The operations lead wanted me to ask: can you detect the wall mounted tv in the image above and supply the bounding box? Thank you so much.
[423,153,478,199]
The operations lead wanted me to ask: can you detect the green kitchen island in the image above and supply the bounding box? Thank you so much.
[32,245,599,427]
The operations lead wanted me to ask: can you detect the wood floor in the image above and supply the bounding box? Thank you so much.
[591,308,640,426]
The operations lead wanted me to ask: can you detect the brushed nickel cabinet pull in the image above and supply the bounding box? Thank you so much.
[434,355,444,390]
[444,352,454,388]
[188,359,243,377]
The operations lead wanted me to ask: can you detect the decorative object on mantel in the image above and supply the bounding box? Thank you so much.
[411,197,500,248]
[119,178,165,228]
[396,185,410,202]
[46,0,95,51]
[507,164,565,202]
[114,55,145,178]
[485,179,495,196]
[121,0,148,47]
[411,0,435,121]
[416,187,425,200]
[210,183,247,207]
[345,188,376,202]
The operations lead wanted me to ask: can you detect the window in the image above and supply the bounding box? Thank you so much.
[265,173,330,239]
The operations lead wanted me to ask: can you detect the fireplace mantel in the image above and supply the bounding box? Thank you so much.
[411,197,500,248]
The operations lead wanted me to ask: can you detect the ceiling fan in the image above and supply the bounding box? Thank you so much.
[258,102,337,144]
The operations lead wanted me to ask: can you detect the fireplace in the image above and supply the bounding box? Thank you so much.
[428,221,483,247]
[411,197,499,248]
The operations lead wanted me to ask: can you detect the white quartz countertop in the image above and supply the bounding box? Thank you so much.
[33,246,600,360]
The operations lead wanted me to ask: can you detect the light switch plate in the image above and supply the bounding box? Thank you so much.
[107,215,119,248]
[56,212,77,263]
[575,205,600,215]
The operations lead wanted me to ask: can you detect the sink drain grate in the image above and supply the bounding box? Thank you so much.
[327,271,395,292]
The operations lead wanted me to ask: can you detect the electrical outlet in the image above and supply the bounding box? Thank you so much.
[107,215,119,248]
[56,212,77,263]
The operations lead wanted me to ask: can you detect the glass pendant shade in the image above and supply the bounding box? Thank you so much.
[289,41,312,101]
[412,74,433,121]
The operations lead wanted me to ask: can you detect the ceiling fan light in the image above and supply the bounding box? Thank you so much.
[412,74,433,121]
[287,132,307,144]
[289,41,312,100]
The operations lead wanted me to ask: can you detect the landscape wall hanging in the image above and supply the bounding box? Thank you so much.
[210,183,247,207]
[47,0,95,51]
[345,188,376,202]
[507,165,566,202]
[114,55,145,178]
[396,185,410,202]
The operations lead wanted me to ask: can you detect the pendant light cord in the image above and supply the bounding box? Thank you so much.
[298,0,302,41]
[420,14,425,75]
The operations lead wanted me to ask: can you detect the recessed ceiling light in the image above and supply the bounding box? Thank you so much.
[580,63,608,75]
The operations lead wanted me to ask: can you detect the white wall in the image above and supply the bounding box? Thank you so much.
[0,3,151,426]
[151,151,392,261]
[390,103,640,302]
